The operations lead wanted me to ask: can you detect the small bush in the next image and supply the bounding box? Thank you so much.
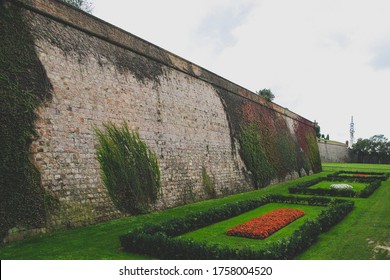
[95,122,161,214]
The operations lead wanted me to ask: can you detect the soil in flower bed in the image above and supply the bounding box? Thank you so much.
[226,208,305,239]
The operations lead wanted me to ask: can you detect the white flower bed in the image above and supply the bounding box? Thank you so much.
[330,184,353,190]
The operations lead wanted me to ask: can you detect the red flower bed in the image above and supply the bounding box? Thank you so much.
[353,173,369,177]
[226,208,305,239]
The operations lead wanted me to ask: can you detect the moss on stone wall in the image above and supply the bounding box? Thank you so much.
[0,2,55,239]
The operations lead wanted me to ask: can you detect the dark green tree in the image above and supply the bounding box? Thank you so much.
[61,0,93,13]
[352,135,390,163]
[353,138,370,155]
[369,135,389,157]
[314,123,321,138]
[256,88,275,102]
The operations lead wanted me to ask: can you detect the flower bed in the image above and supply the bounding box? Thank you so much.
[226,208,305,239]
[353,174,369,178]
[120,195,354,259]
[330,184,353,190]
[329,171,389,182]
[289,174,384,198]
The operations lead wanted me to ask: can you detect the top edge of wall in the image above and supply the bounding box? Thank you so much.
[318,140,348,147]
[12,0,314,127]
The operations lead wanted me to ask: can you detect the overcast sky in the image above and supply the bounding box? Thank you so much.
[91,0,390,143]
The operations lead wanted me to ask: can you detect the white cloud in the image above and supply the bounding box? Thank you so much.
[371,40,390,69]
[91,0,390,142]
[195,0,256,52]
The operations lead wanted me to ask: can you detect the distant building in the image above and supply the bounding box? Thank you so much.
[317,139,351,163]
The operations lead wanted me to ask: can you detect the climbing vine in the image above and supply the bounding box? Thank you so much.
[276,131,298,175]
[202,167,216,198]
[95,122,161,214]
[239,124,275,189]
[294,120,322,173]
[217,88,322,189]
[0,3,54,239]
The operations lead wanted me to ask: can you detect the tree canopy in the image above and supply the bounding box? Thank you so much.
[61,0,93,13]
[352,134,390,163]
[256,88,275,102]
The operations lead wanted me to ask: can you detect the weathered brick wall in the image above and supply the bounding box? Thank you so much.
[3,0,321,239]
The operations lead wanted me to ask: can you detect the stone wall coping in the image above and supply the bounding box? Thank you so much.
[318,140,348,147]
[13,0,314,127]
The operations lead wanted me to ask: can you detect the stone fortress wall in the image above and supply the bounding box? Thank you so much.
[2,0,322,240]
[318,140,351,163]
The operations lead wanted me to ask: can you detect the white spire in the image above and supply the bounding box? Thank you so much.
[350,116,355,148]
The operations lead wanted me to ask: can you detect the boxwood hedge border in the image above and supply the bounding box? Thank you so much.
[288,172,388,198]
[120,194,354,259]
[328,171,389,182]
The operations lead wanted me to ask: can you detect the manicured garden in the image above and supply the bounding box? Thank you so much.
[120,194,353,259]
[310,180,367,192]
[181,203,322,249]
[1,163,389,260]
[225,207,306,240]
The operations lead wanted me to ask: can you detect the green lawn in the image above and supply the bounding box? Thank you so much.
[338,173,382,177]
[322,162,390,172]
[0,163,389,260]
[310,180,367,192]
[297,181,390,260]
[297,162,390,259]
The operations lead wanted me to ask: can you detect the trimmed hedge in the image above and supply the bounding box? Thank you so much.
[327,171,389,182]
[120,195,354,259]
[288,173,385,198]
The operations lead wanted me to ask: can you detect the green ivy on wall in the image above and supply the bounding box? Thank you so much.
[217,88,322,189]
[305,130,322,173]
[95,122,161,214]
[0,3,55,239]
[294,120,322,174]
[202,167,216,198]
[276,131,298,176]
[239,124,275,189]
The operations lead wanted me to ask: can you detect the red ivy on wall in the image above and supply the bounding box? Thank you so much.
[226,208,305,239]
[217,90,322,189]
